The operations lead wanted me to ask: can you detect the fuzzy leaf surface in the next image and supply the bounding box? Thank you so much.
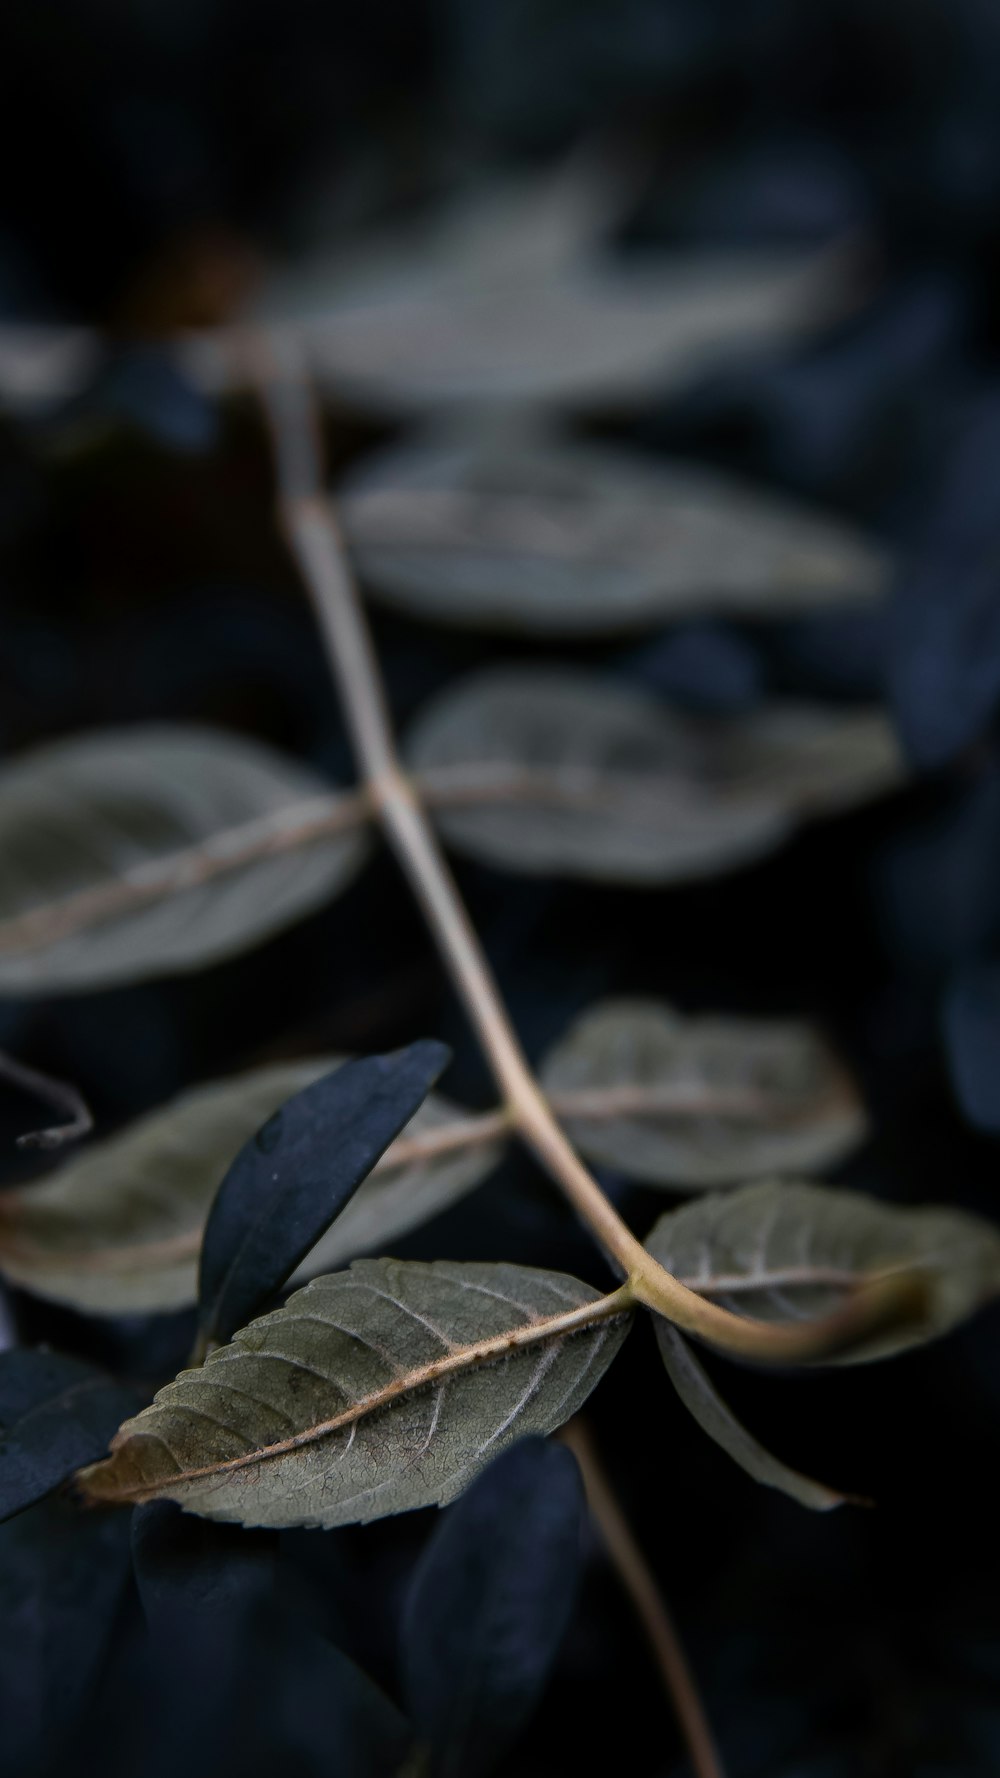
[79,1260,631,1527]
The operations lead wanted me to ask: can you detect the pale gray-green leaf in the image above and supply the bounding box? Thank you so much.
[282,253,842,413]
[78,1260,631,1527]
[541,999,866,1188]
[647,1179,1000,1361]
[0,1062,501,1316]
[0,725,368,992]
[407,669,902,884]
[255,159,850,411]
[342,434,886,633]
[657,1323,847,1510]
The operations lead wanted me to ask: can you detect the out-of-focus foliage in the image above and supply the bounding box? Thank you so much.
[540,999,867,1185]
[3,1,1000,1772]
[342,429,887,632]
[406,667,902,880]
[0,726,367,993]
[646,1180,1000,1363]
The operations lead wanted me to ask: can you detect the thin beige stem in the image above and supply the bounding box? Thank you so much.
[560,1418,726,1778]
[249,337,928,1366]
[382,1107,513,1167]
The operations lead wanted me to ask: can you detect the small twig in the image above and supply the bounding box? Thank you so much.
[0,1050,93,1151]
[560,1418,726,1778]
[246,332,929,1366]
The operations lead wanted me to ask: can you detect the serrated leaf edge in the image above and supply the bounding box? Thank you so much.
[78,1281,633,1506]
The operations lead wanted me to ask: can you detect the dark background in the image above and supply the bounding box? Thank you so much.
[3,2,1000,1773]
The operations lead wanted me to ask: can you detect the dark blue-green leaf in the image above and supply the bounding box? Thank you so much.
[0,1348,139,1523]
[198,1039,450,1347]
[401,1436,584,1778]
[889,393,1000,769]
[0,1492,133,1774]
[132,1503,408,1778]
[132,1501,277,1632]
[944,961,1000,1132]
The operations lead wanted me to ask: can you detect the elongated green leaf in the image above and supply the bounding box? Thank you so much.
[0,725,368,993]
[407,669,902,884]
[646,1179,1000,1361]
[289,1095,505,1284]
[0,1493,133,1776]
[0,1350,139,1522]
[255,160,849,412]
[198,1040,449,1348]
[541,1000,866,1187]
[343,434,886,633]
[401,1438,584,1778]
[78,1261,632,1527]
[0,1062,502,1316]
[657,1324,847,1510]
[130,1504,410,1775]
[268,253,843,415]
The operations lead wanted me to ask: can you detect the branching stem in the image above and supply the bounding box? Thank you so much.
[250,335,928,1365]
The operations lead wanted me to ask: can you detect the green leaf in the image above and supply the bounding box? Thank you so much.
[407,668,902,884]
[343,433,886,634]
[0,1349,139,1522]
[77,1260,632,1527]
[656,1324,848,1511]
[198,1041,450,1349]
[0,1493,133,1774]
[646,1179,1000,1362]
[0,1061,503,1317]
[0,724,369,993]
[254,160,849,412]
[401,1437,585,1778]
[540,999,866,1187]
[289,1095,505,1284]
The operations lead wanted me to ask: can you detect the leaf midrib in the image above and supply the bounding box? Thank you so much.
[81,1290,632,1503]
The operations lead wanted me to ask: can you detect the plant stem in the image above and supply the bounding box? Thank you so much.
[561,1417,726,1778]
[250,336,928,1364]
